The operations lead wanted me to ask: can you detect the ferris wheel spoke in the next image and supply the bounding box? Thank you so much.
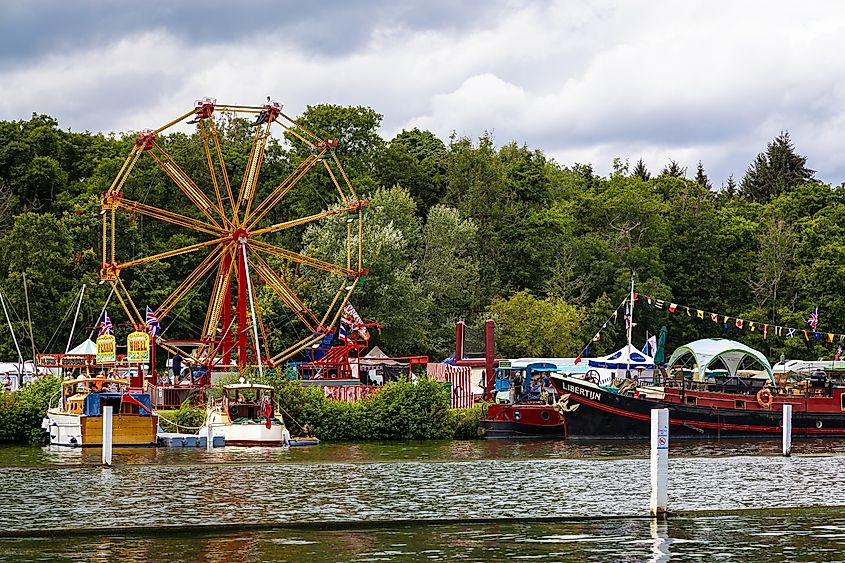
[250,206,353,238]
[277,111,324,145]
[198,121,230,228]
[153,108,197,134]
[235,122,272,222]
[330,151,359,202]
[250,239,353,277]
[148,142,224,228]
[156,244,227,320]
[107,280,143,328]
[118,237,227,270]
[205,118,238,223]
[200,250,235,343]
[117,198,225,237]
[249,253,320,332]
[105,145,143,196]
[269,333,328,366]
[321,159,351,206]
[245,154,319,229]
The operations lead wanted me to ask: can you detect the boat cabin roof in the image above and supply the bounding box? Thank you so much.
[62,377,129,386]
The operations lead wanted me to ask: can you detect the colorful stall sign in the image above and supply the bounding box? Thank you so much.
[127,331,150,362]
[96,334,116,364]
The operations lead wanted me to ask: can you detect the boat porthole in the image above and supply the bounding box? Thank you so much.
[514,411,522,421]
[817,420,823,429]
[541,411,550,421]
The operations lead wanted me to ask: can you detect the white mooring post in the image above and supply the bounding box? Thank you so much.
[102,405,113,466]
[782,404,793,457]
[650,408,669,518]
[206,424,214,452]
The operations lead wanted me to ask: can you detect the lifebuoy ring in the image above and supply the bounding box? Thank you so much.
[757,388,773,408]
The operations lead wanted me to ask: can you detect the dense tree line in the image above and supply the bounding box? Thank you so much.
[0,110,840,365]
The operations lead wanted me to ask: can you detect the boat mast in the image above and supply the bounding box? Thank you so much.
[85,286,113,343]
[22,272,37,369]
[626,272,635,378]
[0,287,25,377]
[66,284,87,353]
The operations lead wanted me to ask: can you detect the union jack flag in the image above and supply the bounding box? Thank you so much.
[808,307,819,330]
[145,306,161,336]
[99,312,113,336]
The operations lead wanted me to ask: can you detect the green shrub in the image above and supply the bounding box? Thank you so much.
[157,400,206,434]
[451,404,484,439]
[0,376,61,444]
[251,373,458,441]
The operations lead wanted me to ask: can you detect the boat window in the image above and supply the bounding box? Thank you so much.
[541,411,550,421]
[735,400,746,409]
[685,396,697,406]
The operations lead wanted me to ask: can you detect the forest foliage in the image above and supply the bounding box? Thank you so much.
[0,109,840,366]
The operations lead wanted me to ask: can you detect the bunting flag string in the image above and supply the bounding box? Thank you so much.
[573,297,630,364]
[635,293,845,345]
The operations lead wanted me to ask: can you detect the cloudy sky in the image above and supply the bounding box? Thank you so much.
[2,0,844,186]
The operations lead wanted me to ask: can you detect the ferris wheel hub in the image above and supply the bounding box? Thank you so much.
[232,228,249,243]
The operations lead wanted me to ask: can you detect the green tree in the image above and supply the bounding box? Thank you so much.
[741,131,814,203]
[486,290,585,357]
[632,158,650,181]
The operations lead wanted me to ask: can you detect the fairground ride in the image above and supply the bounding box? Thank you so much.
[99,97,367,375]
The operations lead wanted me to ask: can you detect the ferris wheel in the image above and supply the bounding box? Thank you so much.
[99,97,366,370]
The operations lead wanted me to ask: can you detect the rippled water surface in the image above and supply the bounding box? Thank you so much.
[3,438,845,561]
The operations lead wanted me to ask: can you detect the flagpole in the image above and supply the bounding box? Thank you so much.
[627,272,635,378]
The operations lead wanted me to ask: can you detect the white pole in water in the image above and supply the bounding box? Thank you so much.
[102,405,113,466]
[650,408,669,518]
[240,240,264,378]
[782,404,793,457]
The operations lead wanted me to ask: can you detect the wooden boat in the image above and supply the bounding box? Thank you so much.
[201,383,298,447]
[551,371,845,439]
[42,377,158,447]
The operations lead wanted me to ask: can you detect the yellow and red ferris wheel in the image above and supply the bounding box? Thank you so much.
[99,97,366,371]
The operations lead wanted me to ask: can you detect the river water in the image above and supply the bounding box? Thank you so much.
[3,439,845,561]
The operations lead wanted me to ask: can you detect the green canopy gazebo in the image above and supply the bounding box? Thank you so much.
[667,338,774,384]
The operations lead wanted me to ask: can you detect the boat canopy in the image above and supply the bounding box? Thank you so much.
[667,338,774,383]
[588,346,656,370]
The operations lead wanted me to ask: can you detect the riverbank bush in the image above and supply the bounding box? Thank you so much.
[0,376,61,444]
[451,405,484,439]
[254,374,477,440]
[157,401,207,434]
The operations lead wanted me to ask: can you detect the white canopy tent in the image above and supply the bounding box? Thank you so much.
[667,338,774,384]
[67,339,97,355]
[587,346,657,384]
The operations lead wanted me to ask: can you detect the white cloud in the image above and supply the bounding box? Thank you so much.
[2,0,845,185]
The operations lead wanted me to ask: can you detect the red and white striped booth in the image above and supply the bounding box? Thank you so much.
[427,363,474,408]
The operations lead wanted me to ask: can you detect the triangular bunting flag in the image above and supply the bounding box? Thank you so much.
[697,310,704,319]
[828,333,834,343]
[655,300,664,309]
[686,307,691,316]
[710,313,718,322]
[764,324,768,339]
[736,318,743,329]
[669,303,677,313]
[749,321,755,332]
[804,329,810,341]
[786,327,794,338]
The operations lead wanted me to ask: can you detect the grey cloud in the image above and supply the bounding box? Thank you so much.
[0,0,507,70]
